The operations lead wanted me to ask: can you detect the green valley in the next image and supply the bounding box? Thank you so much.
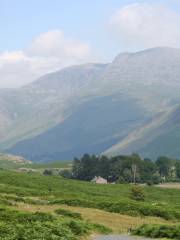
[0,167,178,239]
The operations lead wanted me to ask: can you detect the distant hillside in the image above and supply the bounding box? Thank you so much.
[8,95,147,161]
[0,63,107,150]
[2,47,180,161]
[104,106,180,159]
[0,153,31,169]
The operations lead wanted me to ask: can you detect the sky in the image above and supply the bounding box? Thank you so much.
[1,0,180,88]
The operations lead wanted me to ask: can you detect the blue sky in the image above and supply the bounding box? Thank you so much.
[0,0,139,56]
[1,0,179,56]
[1,0,180,88]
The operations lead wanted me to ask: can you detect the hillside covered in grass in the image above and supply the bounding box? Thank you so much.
[0,168,178,239]
[0,153,31,169]
[0,155,70,171]
[0,169,179,219]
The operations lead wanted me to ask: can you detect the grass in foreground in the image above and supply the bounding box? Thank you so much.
[0,206,111,240]
[0,169,179,220]
[0,169,178,239]
[15,202,169,233]
[133,224,180,239]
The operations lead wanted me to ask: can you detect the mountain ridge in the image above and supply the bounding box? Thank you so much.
[0,47,180,161]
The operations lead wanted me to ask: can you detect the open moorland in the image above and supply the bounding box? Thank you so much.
[0,168,178,239]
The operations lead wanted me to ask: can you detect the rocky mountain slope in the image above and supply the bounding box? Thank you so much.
[104,106,180,159]
[1,47,180,161]
[8,94,147,161]
[0,63,107,149]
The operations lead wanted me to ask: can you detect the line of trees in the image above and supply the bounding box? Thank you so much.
[70,154,180,184]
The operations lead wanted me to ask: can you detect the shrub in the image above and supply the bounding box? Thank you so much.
[55,209,82,219]
[146,181,153,186]
[43,169,53,176]
[65,220,90,236]
[91,223,112,234]
[59,169,72,179]
[0,207,112,239]
[133,224,180,239]
[130,185,145,201]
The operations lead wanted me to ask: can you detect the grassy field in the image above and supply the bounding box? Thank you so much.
[0,170,179,218]
[19,160,72,170]
[157,183,180,189]
[0,169,178,239]
[15,202,169,233]
[0,153,31,169]
[0,157,71,170]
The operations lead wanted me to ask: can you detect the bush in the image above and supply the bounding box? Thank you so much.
[49,197,178,220]
[43,169,53,176]
[55,209,82,219]
[65,220,90,236]
[130,185,145,201]
[133,224,180,239]
[59,170,72,179]
[146,181,153,186]
[91,223,112,234]
[0,207,112,239]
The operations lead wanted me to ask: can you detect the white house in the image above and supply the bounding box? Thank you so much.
[91,176,108,184]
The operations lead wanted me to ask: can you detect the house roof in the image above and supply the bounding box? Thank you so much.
[91,176,107,182]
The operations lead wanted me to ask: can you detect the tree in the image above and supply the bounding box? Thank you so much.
[122,168,133,183]
[98,156,110,179]
[175,161,180,178]
[59,169,72,179]
[109,156,124,181]
[72,157,81,179]
[141,158,158,183]
[131,164,138,184]
[72,154,98,181]
[156,156,172,180]
[116,175,126,184]
[72,153,180,184]
[43,169,53,176]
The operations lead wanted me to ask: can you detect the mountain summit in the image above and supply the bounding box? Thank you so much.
[0,47,180,161]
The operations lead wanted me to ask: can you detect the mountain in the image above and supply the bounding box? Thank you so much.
[2,47,180,161]
[88,47,180,102]
[0,63,107,149]
[104,106,180,160]
[8,94,147,161]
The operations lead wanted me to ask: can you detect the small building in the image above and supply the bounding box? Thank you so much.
[17,168,37,173]
[91,176,108,184]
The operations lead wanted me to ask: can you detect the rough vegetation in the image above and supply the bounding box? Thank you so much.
[0,164,177,239]
[133,224,180,239]
[0,207,111,239]
[0,169,178,220]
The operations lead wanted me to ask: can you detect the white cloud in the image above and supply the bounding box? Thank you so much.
[0,30,93,88]
[109,3,180,51]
